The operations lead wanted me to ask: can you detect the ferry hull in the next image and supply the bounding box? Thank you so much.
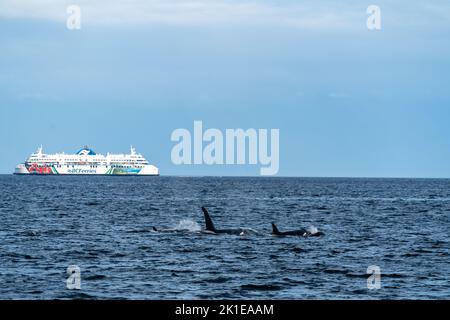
[14,163,159,176]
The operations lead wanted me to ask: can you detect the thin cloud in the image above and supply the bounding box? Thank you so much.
[1,0,449,30]
[0,0,358,30]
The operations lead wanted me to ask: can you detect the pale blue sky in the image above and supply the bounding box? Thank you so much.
[1,1,450,177]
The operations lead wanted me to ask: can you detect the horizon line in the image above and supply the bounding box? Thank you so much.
[0,173,449,179]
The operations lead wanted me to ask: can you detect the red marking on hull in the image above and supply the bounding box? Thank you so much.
[27,163,53,175]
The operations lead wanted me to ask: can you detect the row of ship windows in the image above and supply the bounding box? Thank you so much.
[29,164,145,168]
[29,162,147,165]
[31,158,146,162]
[55,165,144,168]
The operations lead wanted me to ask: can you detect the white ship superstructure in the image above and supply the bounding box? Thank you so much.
[14,146,159,176]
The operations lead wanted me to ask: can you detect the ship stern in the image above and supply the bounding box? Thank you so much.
[14,164,29,175]
[139,165,159,176]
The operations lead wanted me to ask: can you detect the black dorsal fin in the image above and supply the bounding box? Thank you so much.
[202,207,216,232]
[271,222,280,235]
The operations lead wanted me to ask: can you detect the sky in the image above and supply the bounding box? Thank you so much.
[1,0,450,177]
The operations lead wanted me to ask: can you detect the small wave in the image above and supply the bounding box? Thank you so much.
[208,276,232,284]
[238,228,259,236]
[173,219,201,232]
[4,252,40,260]
[20,230,40,237]
[128,228,153,233]
[46,207,61,212]
[402,252,420,257]
[324,268,348,275]
[64,292,98,299]
[282,277,307,285]
[27,290,44,295]
[307,225,319,234]
[383,273,408,279]
[432,240,448,248]
[352,289,368,294]
[149,219,201,233]
[45,229,70,236]
[240,283,283,291]
[111,252,127,257]
[345,273,371,278]
[291,246,304,253]
[413,248,434,254]
[84,274,108,281]
[175,247,197,253]
[86,201,100,206]
[284,245,306,253]
[346,272,407,279]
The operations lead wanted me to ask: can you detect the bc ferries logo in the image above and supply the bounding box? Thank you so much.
[78,150,90,156]
[76,147,96,156]
[68,168,96,174]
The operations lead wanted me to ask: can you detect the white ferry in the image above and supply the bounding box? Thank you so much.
[14,146,159,176]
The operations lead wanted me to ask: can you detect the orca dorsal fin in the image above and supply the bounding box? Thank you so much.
[271,222,280,235]
[202,207,216,232]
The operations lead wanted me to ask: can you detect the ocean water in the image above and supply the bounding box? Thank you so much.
[0,175,448,300]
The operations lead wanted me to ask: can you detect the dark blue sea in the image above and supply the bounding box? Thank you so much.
[0,175,448,299]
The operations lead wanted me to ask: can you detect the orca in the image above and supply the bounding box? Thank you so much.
[271,222,324,237]
[201,207,250,235]
[151,226,195,233]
